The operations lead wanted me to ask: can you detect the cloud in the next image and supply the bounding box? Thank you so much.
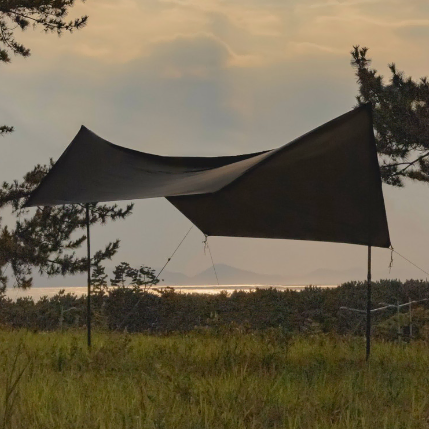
[148,33,263,77]
[305,0,385,9]
[159,0,284,37]
[11,0,429,76]
[148,34,232,78]
[288,41,344,55]
[316,14,429,28]
[396,24,429,42]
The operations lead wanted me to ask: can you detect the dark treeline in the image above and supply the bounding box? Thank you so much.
[1,279,429,340]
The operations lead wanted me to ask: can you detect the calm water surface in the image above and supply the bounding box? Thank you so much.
[5,284,336,301]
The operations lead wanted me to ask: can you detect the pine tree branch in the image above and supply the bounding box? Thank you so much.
[0,0,87,63]
[0,160,134,288]
[5,9,87,32]
[0,125,13,135]
[388,151,429,176]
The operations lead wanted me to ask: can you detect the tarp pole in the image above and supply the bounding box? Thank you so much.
[409,298,412,338]
[86,203,91,349]
[366,245,372,361]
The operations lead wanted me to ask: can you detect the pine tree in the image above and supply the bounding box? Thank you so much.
[0,0,88,135]
[128,265,159,291]
[110,262,131,288]
[91,264,108,294]
[0,161,133,292]
[351,46,429,186]
[110,262,159,291]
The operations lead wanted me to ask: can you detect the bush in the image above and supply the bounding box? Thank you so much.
[1,279,429,338]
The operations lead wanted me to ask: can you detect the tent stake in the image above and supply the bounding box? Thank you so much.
[366,245,371,361]
[86,203,91,349]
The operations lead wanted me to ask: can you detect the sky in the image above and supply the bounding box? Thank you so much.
[2,0,429,286]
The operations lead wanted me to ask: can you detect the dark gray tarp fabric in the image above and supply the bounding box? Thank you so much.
[25,104,390,248]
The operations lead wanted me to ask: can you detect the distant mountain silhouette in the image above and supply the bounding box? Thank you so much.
[158,264,365,286]
[159,263,286,286]
[30,262,422,288]
[159,263,415,286]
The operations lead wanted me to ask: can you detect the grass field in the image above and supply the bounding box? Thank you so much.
[1,329,429,429]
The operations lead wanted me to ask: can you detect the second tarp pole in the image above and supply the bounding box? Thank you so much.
[366,245,372,361]
[86,203,92,349]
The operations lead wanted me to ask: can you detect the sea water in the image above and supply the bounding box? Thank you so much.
[5,284,336,302]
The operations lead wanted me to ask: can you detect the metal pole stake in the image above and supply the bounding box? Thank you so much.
[366,245,371,361]
[397,300,401,342]
[409,298,412,339]
[86,203,91,349]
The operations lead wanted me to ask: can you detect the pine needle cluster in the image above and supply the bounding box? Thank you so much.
[351,46,429,186]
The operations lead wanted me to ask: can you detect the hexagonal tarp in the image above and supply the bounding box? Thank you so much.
[26,104,390,248]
